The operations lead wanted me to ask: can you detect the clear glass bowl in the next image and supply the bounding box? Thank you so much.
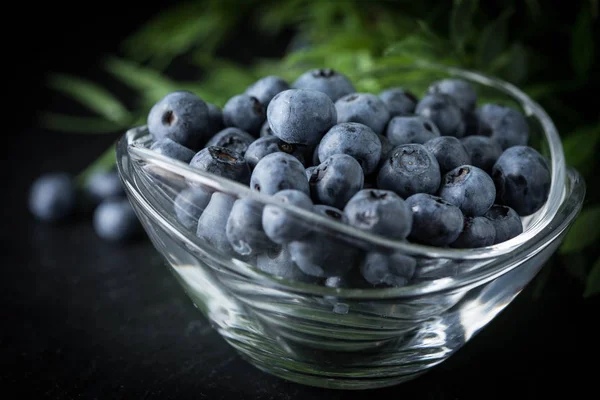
[116,65,585,390]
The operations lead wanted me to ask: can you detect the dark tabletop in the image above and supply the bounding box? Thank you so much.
[4,3,597,399]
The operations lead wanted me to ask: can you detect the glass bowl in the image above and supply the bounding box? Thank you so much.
[116,65,585,390]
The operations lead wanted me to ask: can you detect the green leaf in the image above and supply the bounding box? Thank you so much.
[501,43,528,84]
[562,125,600,174]
[476,8,513,69]
[449,0,478,56]
[571,5,595,78]
[560,205,600,254]
[584,258,600,297]
[40,112,128,134]
[47,74,131,124]
[104,57,179,95]
[384,35,447,63]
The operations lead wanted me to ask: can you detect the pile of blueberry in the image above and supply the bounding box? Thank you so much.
[29,170,140,242]
[144,68,551,287]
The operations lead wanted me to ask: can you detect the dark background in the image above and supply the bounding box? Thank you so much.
[4,2,597,399]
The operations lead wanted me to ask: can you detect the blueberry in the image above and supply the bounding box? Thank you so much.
[463,110,492,136]
[206,127,255,156]
[415,93,465,137]
[226,198,273,257]
[476,104,529,149]
[491,146,550,216]
[29,172,77,222]
[378,88,418,117]
[93,198,140,242]
[334,93,391,135]
[267,89,337,146]
[222,94,265,135]
[386,115,441,146]
[147,91,209,150]
[318,122,382,174]
[289,205,358,277]
[257,246,318,283]
[376,133,393,170]
[423,136,471,174]
[308,154,364,209]
[344,189,412,240]
[244,136,305,170]
[292,68,356,102]
[251,152,309,195]
[206,103,225,136]
[377,144,441,198]
[439,165,496,216]
[405,193,464,246]
[173,187,212,230]
[259,120,274,137]
[150,137,196,163]
[427,79,477,112]
[484,204,523,244]
[245,76,290,107]
[262,189,313,244]
[196,192,235,254]
[189,146,250,185]
[85,170,124,203]
[450,216,496,248]
[460,135,502,173]
[360,251,416,287]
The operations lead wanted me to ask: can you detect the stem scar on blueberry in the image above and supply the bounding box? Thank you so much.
[162,110,176,126]
[325,209,342,219]
[423,122,433,132]
[278,142,295,153]
[448,167,470,183]
[254,183,261,192]
[369,190,387,200]
[313,68,336,78]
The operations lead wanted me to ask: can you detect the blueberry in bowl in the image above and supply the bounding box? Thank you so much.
[116,65,585,390]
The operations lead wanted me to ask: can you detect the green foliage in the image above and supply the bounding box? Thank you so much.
[40,0,600,297]
[584,258,600,297]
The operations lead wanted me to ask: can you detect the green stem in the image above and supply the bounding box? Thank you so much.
[76,143,118,188]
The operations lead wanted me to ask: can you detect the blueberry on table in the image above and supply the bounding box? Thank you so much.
[29,172,77,222]
[267,89,337,146]
[484,204,523,244]
[206,103,225,136]
[257,245,319,283]
[244,136,305,170]
[476,104,529,149]
[450,216,496,248]
[308,154,364,209]
[147,90,210,150]
[377,144,441,198]
[334,93,391,135]
[206,127,255,156]
[245,76,290,107]
[491,145,551,216]
[226,198,273,257]
[289,205,359,278]
[415,93,466,138]
[262,189,313,245]
[150,137,196,163]
[427,79,477,112]
[386,115,441,146]
[196,192,236,254]
[173,187,212,230]
[292,68,356,102]
[423,136,471,174]
[439,165,496,217]
[251,152,309,195]
[360,251,416,287]
[93,198,140,242]
[85,170,124,203]
[378,88,418,117]
[460,135,503,173]
[344,189,412,240]
[318,122,382,174]
[405,193,464,246]
[222,94,266,136]
[189,146,251,185]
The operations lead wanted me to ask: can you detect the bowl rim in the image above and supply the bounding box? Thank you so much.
[118,64,585,298]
